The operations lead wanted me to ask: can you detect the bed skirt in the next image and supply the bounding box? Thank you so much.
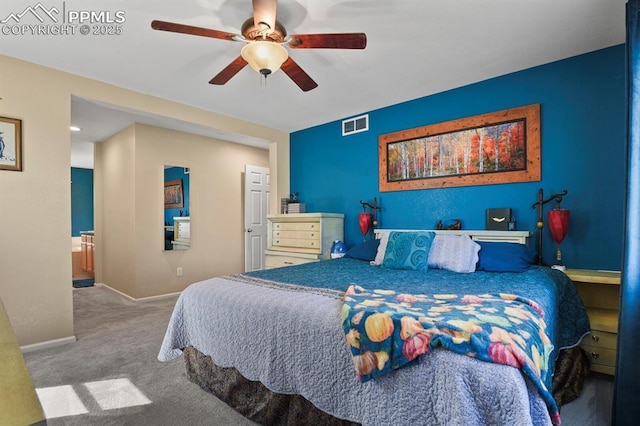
[183,347,359,426]
[183,346,589,426]
[552,345,591,406]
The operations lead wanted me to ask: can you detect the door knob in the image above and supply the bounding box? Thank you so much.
[247,228,253,233]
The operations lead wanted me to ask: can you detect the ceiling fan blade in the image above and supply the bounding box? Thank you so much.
[209,56,248,85]
[252,0,277,33]
[288,33,367,49]
[281,57,318,92]
[151,20,239,42]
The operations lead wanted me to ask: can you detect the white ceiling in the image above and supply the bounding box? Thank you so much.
[69,96,272,168]
[0,0,627,169]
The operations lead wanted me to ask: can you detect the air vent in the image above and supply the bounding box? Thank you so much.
[342,114,369,136]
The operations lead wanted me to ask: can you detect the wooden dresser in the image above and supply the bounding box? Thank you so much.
[80,231,94,276]
[172,217,190,250]
[265,213,344,269]
[565,269,621,375]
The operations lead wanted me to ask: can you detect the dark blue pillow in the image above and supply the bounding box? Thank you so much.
[345,239,381,261]
[476,241,536,272]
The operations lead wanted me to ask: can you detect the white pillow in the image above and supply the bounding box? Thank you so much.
[371,231,390,266]
[427,234,480,273]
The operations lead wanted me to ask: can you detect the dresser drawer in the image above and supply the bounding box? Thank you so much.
[272,237,321,250]
[584,330,617,350]
[272,230,319,240]
[581,344,616,369]
[272,221,319,231]
[264,254,318,269]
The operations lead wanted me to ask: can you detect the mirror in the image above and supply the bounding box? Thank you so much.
[164,166,190,250]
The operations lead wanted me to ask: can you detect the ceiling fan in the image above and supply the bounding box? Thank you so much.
[151,0,367,92]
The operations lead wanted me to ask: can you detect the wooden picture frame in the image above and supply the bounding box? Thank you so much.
[379,104,540,191]
[164,179,184,208]
[0,116,23,172]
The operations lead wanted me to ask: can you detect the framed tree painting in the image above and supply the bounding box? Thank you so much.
[164,179,184,208]
[379,104,540,191]
[0,116,23,172]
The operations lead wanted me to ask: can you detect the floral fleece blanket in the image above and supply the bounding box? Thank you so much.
[342,285,561,425]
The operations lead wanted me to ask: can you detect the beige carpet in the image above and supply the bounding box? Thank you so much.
[24,285,255,425]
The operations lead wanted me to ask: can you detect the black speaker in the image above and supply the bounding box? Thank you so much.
[486,208,512,231]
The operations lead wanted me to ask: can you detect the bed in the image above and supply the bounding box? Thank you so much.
[158,229,590,426]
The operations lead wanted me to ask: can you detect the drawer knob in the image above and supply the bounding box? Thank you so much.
[591,335,600,343]
[591,352,600,360]
[276,240,280,244]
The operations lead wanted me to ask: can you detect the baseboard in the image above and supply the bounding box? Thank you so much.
[20,284,179,352]
[20,336,77,353]
[96,283,181,302]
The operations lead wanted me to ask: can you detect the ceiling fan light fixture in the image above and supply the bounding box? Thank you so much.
[241,41,288,76]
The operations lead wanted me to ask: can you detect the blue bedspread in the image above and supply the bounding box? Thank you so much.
[159,258,589,425]
[248,258,589,424]
[247,258,589,360]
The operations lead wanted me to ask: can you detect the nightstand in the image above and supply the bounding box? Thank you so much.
[564,269,621,375]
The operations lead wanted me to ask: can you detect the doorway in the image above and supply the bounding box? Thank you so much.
[244,165,270,272]
[71,165,95,287]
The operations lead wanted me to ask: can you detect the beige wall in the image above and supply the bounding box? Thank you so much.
[0,58,74,347]
[95,123,269,298]
[95,126,138,297]
[0,54,289,345]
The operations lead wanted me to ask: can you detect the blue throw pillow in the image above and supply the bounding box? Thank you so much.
[476,241,536,272]
[344,239,381,261]
[382,231,435,271]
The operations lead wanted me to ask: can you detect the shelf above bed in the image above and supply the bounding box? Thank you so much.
[373,229,531,244]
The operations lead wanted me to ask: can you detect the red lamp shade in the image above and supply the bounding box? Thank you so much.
[548,209,570,244]
[358,213,372,238]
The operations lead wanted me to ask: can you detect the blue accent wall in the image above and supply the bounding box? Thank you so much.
[291,45,626,271]
[71,167,94,236]
[164,166,190,225]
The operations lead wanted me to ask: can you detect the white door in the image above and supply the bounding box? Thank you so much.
[244,165,270,271]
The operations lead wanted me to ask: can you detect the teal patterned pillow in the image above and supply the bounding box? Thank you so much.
[382,231,435,271]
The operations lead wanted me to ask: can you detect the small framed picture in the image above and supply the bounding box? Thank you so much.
[0,116,23,172]
[164,179,184,208]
